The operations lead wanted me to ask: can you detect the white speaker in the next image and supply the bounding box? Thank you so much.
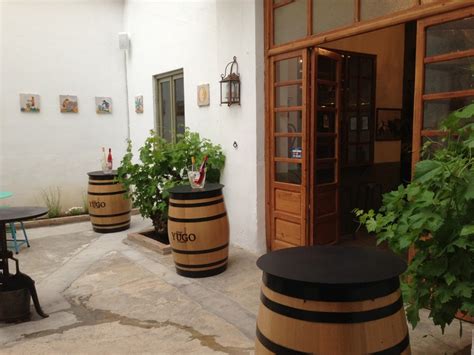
[118,32,130,50]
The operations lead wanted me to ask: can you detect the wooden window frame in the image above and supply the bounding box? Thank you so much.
[264,0,474,250]
[153,69,184,143]
[265,0,473,55]
[412,6,474,172]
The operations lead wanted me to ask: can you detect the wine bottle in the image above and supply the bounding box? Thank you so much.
[194,155,208,185]
[107,148,113,171]
[101,147,107,172]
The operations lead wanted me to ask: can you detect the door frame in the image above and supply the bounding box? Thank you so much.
[268,49,309,250]
[264,2,474,250]
[309,48,342,245]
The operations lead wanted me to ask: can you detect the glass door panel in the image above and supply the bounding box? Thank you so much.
[275,111,303,132]
[269,50,308,250]
[311,48,341,245]
[159,80,172,142]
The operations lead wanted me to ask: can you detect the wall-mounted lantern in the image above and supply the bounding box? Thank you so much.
[220,56,240,106]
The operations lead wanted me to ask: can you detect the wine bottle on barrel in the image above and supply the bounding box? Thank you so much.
[101,147,107,172]
[106,148,113,172]
[194,155,208,186]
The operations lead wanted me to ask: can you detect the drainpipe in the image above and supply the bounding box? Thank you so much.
[119,32,131,141]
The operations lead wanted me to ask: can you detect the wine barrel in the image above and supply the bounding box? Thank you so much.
[256,246,411,354]
[87,171,131,233]
[167,183,229,278]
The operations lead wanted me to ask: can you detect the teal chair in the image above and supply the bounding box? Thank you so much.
[0,191,30,254]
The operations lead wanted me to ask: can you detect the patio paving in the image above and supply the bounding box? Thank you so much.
[0,215,472,354]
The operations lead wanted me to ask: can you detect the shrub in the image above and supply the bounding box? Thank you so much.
[41,186,62,218]
[355,103,474,331]
[117,129,225,234]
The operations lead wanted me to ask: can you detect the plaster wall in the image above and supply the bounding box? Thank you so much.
[0,0,128,209]
[123,0,266,253]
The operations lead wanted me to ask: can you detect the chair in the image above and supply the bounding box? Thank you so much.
[8,222,30,254]
[0,191,31,254]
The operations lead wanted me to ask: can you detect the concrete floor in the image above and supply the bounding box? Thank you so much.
[0,215,472,354]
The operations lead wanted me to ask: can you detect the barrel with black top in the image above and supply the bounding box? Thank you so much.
[167,183,229,278]
[87,171,131,233]
[256,246,410,355]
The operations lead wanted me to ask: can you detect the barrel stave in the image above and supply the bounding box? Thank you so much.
[168,185,229,278]
[256,284,410,354]
[87,175,131,233]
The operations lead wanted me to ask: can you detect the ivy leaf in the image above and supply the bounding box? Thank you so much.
[436,288,453,304]
[461,302,474,316]
[454,104,474,119]
[444,273,456,286]
[406,305,420,329]
[465,173,474,201]
[454,283,472,299]
[414,160,442,183]
[460,225,474,236]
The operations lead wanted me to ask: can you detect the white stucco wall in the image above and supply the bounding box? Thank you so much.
[1,0,265,254]
[123,0,266,253]
[0,0,128,209]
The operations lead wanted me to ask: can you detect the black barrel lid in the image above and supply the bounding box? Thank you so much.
[87,170,117,179]
[168,183,224,200]
[257,246,406,285]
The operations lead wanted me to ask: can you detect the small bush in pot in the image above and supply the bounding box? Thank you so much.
[170,129,226,183]
[117,129,225,237]
[355,103,474,332]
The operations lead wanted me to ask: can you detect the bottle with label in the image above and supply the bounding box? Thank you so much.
[101,147,107,172]
[106,148,113,172]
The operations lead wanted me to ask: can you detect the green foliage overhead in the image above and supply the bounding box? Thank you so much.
[117,129,225,234]
[355,103,474,332]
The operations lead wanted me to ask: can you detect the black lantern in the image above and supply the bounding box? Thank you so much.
[220,56,240,106]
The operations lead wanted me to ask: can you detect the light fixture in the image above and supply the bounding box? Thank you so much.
[220,56,240,106]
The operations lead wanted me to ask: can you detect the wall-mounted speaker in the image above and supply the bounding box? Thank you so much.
[118,32,130,50]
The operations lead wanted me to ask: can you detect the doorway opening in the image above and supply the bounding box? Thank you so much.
[313,22,417,246]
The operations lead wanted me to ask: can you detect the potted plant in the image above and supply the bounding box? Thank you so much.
[170,129,226,183]
[117,129,225,242]
[355,103,474,332]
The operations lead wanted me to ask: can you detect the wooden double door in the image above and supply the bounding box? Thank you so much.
[267,6,474,251]
[268,47,341,250]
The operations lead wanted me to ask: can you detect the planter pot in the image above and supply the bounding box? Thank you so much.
[0,286,31,322]
[127,227,171,255]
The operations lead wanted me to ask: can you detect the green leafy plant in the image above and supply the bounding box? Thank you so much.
[82,191,89,214]
[65,206,85,216]
[41,186,62,218]
[117,129,225,235]
[171,129,226,182]
[355,103,474,332]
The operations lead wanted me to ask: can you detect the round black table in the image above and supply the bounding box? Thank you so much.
[0,207,49,321]
[87,170,117,179]
[255,246,410,354]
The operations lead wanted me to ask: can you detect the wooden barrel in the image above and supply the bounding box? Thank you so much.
[256,246,411,354]
[87,171,131,233]
[167,183,229,278]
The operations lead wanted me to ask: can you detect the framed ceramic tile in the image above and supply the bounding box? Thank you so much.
[135,95,144,113]
[95,97,112,114]
[20,93,40,113]
[197,84,210,106]
[59,95,78,113]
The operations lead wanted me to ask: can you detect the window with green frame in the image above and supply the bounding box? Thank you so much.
[154,70,185,142]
